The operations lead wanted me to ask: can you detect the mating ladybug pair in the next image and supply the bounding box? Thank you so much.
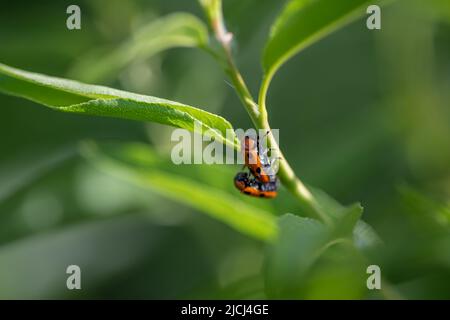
[234,135,280,198]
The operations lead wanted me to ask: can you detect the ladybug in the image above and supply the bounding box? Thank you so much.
[242,135,278,184]
[234,133,280,199]
[234,172,278,198]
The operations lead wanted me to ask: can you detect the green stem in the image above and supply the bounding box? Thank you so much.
[223,51,260,125]
[204,0,331,225]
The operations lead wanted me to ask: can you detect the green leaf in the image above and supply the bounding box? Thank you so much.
[81,141,278,242]
[309,186,380,248]
[0,63,238,148]
[311,188,362,236]
[260,0,385,104]
[264,213,366,298]
[265,214,329,297]
[299,240,367,299]
[69,13,209,82]
[353,220,382,249]
[265,187,379,299]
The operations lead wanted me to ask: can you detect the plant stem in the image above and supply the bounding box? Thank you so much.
[205,0,331,225]
[262,118,332,225]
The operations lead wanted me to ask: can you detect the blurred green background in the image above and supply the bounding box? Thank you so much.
[0,0,449,299]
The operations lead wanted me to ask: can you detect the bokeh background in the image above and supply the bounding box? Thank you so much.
[0,0,449,299]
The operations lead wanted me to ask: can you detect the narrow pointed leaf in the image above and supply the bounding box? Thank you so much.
[81,141,278,242]
[0,63,238,148]
[261,0,387,100]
